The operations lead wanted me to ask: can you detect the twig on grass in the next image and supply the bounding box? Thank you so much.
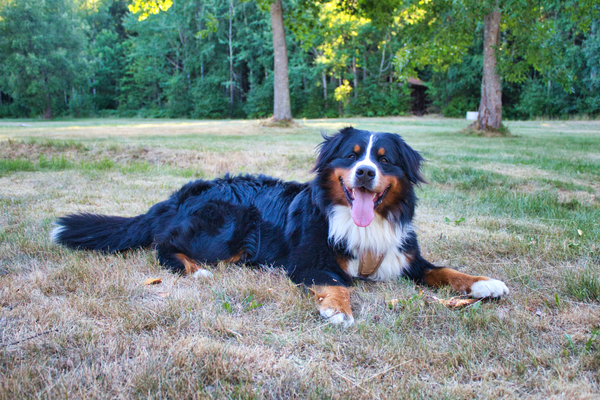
[331,359,414,399]
[366,359,413,382]
[224,328,242,339]
[2,329,59,347]
[505,265,575,283]
[333,369,380,400]
[521,283,600,309]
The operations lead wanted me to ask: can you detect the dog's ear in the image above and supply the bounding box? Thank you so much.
[312,127,354,173]
[395,135,426,185]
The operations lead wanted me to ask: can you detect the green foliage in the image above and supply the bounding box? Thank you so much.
[395,0,600,119]
[346,79,411,117]
[0,0,91,118]
[563,265,600,302]
[244,73,274,119]
[128,0,173,21]
[0,0,598,119]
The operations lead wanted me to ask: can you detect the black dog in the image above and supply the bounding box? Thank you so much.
[52,127,508,326]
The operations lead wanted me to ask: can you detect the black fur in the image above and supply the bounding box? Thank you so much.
[53,127,439,288]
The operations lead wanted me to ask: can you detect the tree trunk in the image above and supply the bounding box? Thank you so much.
[476,8,502,130]
[229,0,234,117]
[270,0,292,121]
[338,76,342,116]
[353,56,358,98]
[322,72,328,109]
[44,94,52,119]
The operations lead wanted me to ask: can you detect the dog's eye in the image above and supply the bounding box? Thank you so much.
[348,154,356,160]
[380,157,389,164]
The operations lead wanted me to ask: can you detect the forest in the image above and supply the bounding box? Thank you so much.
[0,0,599,120]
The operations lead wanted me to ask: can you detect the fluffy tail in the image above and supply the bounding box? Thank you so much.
[51,213,156,253]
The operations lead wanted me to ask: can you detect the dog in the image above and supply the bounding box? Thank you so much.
[51,127,509,327]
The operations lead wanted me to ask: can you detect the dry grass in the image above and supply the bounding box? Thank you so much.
[1,117,599,398]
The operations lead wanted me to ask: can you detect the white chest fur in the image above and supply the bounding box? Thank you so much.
[328,205,412,281]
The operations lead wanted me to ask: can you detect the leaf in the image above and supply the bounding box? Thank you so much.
[143,278,162,285]
[585,328,599,352]
[444,297,479,309]
[564,333,575,351]
[243,300,263,312]
[222,301,233,314]
[421,291,479,309]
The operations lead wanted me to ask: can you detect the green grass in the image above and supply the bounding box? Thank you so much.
[0,117,599,398]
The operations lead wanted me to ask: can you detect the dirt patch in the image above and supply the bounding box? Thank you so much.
[258,117,301,128]
[2,120,314,140]
[558,189,597,206]
[461,122,512,137]
[0,140,315,179]
[517,181,544,194]
[478,163,553,179]
[0,140,85,161]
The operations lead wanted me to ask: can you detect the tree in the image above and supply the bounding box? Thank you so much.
[129,0,293,121]
[393,0,599,131]
[269,0,291,120]
[478,4,501,131]
[0,0,90,118]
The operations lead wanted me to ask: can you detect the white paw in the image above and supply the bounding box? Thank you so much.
[192,269,213,279]
[320,308,354,327]
[471,279,509,298]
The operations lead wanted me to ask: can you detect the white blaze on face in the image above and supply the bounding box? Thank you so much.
[349,134,380,227]
[350,134,378,187]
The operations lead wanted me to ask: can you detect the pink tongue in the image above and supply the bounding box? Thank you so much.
[351,189,375,227]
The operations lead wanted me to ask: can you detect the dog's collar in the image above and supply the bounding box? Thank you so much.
[358,251,385,278]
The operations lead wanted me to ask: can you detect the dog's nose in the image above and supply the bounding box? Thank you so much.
[355,166,376,186]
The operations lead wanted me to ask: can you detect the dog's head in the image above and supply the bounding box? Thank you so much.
[314,127,425,227]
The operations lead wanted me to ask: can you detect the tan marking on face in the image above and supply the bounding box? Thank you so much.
[373,174,399,194]
[329,167,353,206]
[424,268,490,294]
[175,253,201,275]
[378,147,385,156]
[353,144,361,153]
[404,251,415,265]
[310,285,353,318]
[372,175,403,218]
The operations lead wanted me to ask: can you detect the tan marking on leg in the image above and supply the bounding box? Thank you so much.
[378,147,385,156]
[223,251,244,263]
[175,253,201,275]
[309,285,353,319]
[424,268,489,295]
[353,144,361,153]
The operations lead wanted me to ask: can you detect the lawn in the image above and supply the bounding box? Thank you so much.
[0,117,599,398]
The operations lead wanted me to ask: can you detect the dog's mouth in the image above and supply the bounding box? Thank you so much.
[340,178,390,227]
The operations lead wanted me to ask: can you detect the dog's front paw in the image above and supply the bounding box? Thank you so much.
[319,306,354,327]
[311,285,354,327]
[471,279,509,298]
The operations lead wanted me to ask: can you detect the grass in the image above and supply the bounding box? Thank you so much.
[0,116,599,398]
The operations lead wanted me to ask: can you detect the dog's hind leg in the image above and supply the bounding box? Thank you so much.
[156,242,214,278]
[154,201,264,275]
